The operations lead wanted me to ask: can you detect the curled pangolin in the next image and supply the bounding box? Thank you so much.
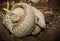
[3,3,46,37]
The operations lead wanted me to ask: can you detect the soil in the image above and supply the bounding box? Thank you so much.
[0,2,60,41]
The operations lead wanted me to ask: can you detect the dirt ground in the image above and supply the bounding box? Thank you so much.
[0,2,60,41]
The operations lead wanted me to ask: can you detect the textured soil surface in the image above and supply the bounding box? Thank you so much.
[0,2,60,41]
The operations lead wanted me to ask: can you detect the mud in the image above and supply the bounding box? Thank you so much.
[0,1,60,41]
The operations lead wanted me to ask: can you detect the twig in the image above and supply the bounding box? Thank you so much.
[3,8,12,14]
[7,0,9,10]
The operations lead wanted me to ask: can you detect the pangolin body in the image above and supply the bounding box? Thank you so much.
[3,3,46,37]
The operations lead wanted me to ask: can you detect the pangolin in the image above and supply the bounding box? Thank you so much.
[3,3,46,37]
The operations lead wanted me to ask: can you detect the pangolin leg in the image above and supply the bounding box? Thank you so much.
[32,25,41,35]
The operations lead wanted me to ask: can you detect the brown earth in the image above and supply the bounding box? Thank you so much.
[0,1,60,41]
